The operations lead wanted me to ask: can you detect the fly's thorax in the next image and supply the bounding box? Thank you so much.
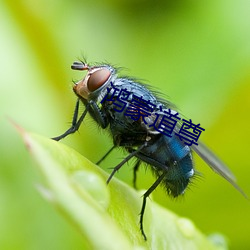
[73,64,117,102]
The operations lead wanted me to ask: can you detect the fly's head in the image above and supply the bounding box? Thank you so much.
[72,61,116,101]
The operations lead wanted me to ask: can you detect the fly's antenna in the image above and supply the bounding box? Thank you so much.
[71,61,89,71]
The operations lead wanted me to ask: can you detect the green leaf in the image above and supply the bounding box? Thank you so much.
[19,127,227,250]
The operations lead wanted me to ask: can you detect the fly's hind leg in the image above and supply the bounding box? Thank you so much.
[133,160,141,189]
[140,172,167,240]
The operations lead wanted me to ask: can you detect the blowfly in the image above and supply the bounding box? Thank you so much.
[52,60,246,240]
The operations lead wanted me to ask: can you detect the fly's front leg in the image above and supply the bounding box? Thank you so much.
[52,99,89,141]
[88,100,108,129]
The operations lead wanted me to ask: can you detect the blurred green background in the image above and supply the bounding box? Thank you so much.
[1,0,250,249]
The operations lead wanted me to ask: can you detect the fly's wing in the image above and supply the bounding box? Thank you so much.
[151,104,247,198]
[191,142,248,198]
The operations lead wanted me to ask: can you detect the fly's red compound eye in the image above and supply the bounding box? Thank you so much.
[87,68,111,92]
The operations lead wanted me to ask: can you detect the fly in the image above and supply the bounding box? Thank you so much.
[52,60,247,240]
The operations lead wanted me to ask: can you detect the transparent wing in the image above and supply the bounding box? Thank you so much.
[191,142,248,199]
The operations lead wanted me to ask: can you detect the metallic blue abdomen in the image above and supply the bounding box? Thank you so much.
[136,134,193,197]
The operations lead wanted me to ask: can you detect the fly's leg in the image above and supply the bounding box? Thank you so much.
[52,99,88,141]
[133,160,141,189]
[107,143,146,184]
[126,148,142,189]
[89,100,107,129]
[140,172,167,240]
[52,98,108,141]
[96,145,116,165]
